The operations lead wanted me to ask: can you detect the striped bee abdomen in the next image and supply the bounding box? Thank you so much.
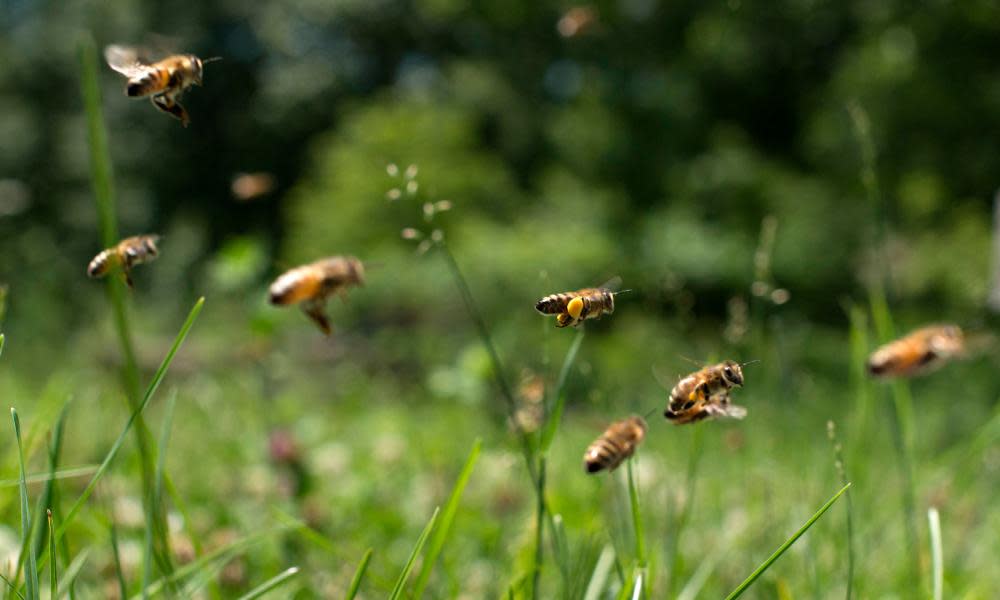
[126,69,171,97]
[583,416,647,474]
[87,249,115,278]
[535,292,575,315]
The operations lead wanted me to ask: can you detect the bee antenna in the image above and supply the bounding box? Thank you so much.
[642,406,659,420]
[202,56,224,65]
[677,354,703,367]
[741,359,761,367]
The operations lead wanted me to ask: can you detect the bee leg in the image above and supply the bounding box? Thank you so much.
[151,94,191,127]
[302,301,332,336]
[120,268,134,289]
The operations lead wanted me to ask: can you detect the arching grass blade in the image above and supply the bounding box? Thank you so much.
[724,483,851,600]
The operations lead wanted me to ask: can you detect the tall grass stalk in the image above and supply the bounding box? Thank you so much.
[412,439,482,598]
[46,511,56,600]
[54,297,204,544]
[345,549,373,600]
[724,483,851,600]
[625,458,646,579]
[582,545,615,600]
[437,246,530,467]
[438,242,587,599]
[540,329,585,453]
[29,402,69,570]
[827,421,855,600]
[79,35,169,574]
[143,393,177,598]
[108,501,128,600]
[388,507,439,600]
[11,409,39,600]
[666,425,703,596]
[55,550,90,599]
[928,507,942,600]
[848,101,921,590]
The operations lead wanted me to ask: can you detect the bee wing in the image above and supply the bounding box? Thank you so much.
[721,403,747,419]
[104,45,155,78]
[597,276,622,292]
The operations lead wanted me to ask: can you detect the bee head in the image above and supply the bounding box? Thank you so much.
[144,235,160,256]
[190,56,205,85]
[721,360,743,387]
[348,256,366,286]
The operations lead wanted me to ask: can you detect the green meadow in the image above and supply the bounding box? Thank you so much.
[1,2,999,598]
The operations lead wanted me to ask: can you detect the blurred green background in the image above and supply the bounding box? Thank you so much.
[1,0,999,598]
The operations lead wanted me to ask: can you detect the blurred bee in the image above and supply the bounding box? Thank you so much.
[866,324,965,379]
[584,415,647,474]
[87,235,160,289]
[268,256,365,335]
[664,360,749,424]
[230,172,276,202]
[105,44,219,127]
[535,278,626,328]
[557,5,599,38]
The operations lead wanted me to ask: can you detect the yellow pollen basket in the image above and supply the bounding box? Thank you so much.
[567,297,584,319]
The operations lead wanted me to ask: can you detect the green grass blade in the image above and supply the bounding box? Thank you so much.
[79,36,164,570]
[928,507,942,600]
[46,511,56,600]
[344,548,373,600]
[827,421,855,600]
[108,496,128,600]
[143,392,177,598]
[666,425,703,597]
[30,400,69,568]
[540,329,585,453]
[0,466,99,488]
[56,549,91,599]
[412,439,481,598]
[582,545,615,600]
[388,507,439,600]
[544,512,570,599]
[724,483,851,600]
[0,333,5,358]
[55,297,205,543]
[236,567,300,600]
[12,408,39,600]
[0,573,25,600]
[137,525,290,598]
[531,457,546,600]
[626,457,645,569]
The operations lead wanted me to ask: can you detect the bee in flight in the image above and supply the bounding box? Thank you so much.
[535,278,627,328]
[268,256,365,335]
[87,234,160,289]
[867,324,964,379]
[584,415,647,474]
[105,44,219,127]
[663,360,749,425]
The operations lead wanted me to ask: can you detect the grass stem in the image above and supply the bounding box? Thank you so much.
[928,508,942,600]
[345,549,373,600]
[827,421,855,600]
[724,483,852,600]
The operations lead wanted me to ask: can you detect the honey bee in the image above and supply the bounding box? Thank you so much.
[584,415,647,474]
[268,256,365,335]
[866,324,965,379]
[664,360,748,425]
[535,279,626,328]
[87,234,160,289]
[105,45,219,127]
